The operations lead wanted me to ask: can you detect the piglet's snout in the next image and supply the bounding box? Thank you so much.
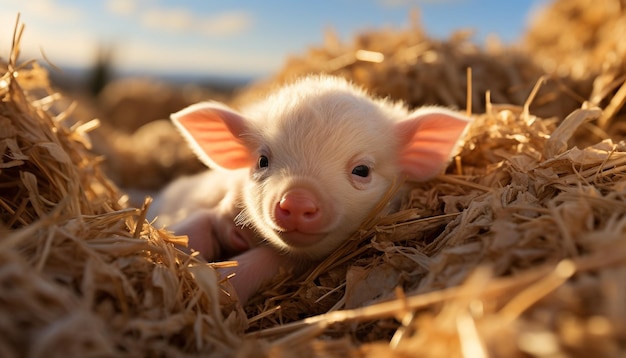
[274,189,323,233]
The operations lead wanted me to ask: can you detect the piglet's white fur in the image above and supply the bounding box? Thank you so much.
[149,75,471,304]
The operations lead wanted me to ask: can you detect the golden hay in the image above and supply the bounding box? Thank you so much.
[524,0,626,81]
[3,9,626,358]
[90,78,209,189]
[0,20,247,357]
[524,0,626,132]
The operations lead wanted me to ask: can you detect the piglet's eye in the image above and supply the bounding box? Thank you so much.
[258,155,269,169]
[351,165,370,177]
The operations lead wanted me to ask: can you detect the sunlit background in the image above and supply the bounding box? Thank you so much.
[1,0,547,83]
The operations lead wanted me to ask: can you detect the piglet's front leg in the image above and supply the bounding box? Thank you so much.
[218,245,288,305]
[169,208,256,261]
[165,207,282,304]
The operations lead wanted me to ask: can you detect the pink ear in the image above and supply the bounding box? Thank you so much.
[171,102,255,170]
[395,107,471,180]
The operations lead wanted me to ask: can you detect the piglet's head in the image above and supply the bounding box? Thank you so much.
[172,76,470,260]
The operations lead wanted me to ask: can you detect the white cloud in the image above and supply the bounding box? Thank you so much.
[3,24,97,68]
[3,0,84,22]
[139,6,253,37]
[116,39,277,77]
[0,0,94,67]
[197,11,253,37]
[26,28,95,66]
[141,7,194,33]
[377,0,463,6]
[106,0,137,16]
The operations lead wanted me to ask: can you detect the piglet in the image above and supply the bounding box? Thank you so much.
[149,75,471,304]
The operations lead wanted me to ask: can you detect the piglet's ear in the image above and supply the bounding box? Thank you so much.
[171,102,255,170]
[395,107,471,180]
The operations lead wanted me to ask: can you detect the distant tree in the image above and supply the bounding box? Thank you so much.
[89,44,114,96]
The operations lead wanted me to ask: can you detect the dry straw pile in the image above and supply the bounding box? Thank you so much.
[524,0,626,139]
[3,0,626,355]
[0,21,248,357]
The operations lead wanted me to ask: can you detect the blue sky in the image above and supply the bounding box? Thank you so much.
[0,0,548,79]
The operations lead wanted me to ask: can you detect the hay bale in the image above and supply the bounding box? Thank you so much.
[91,78,212,189]
[93,119,205,190]
[4,13,626,357]
[524,0,626,133]
[96,78,207,133]
[524,0,626,81]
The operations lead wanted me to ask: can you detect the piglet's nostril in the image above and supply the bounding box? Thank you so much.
[279,194,318,217]
[274,189,322,232]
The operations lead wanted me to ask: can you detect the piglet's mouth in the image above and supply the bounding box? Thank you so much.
[278,230,328,248]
